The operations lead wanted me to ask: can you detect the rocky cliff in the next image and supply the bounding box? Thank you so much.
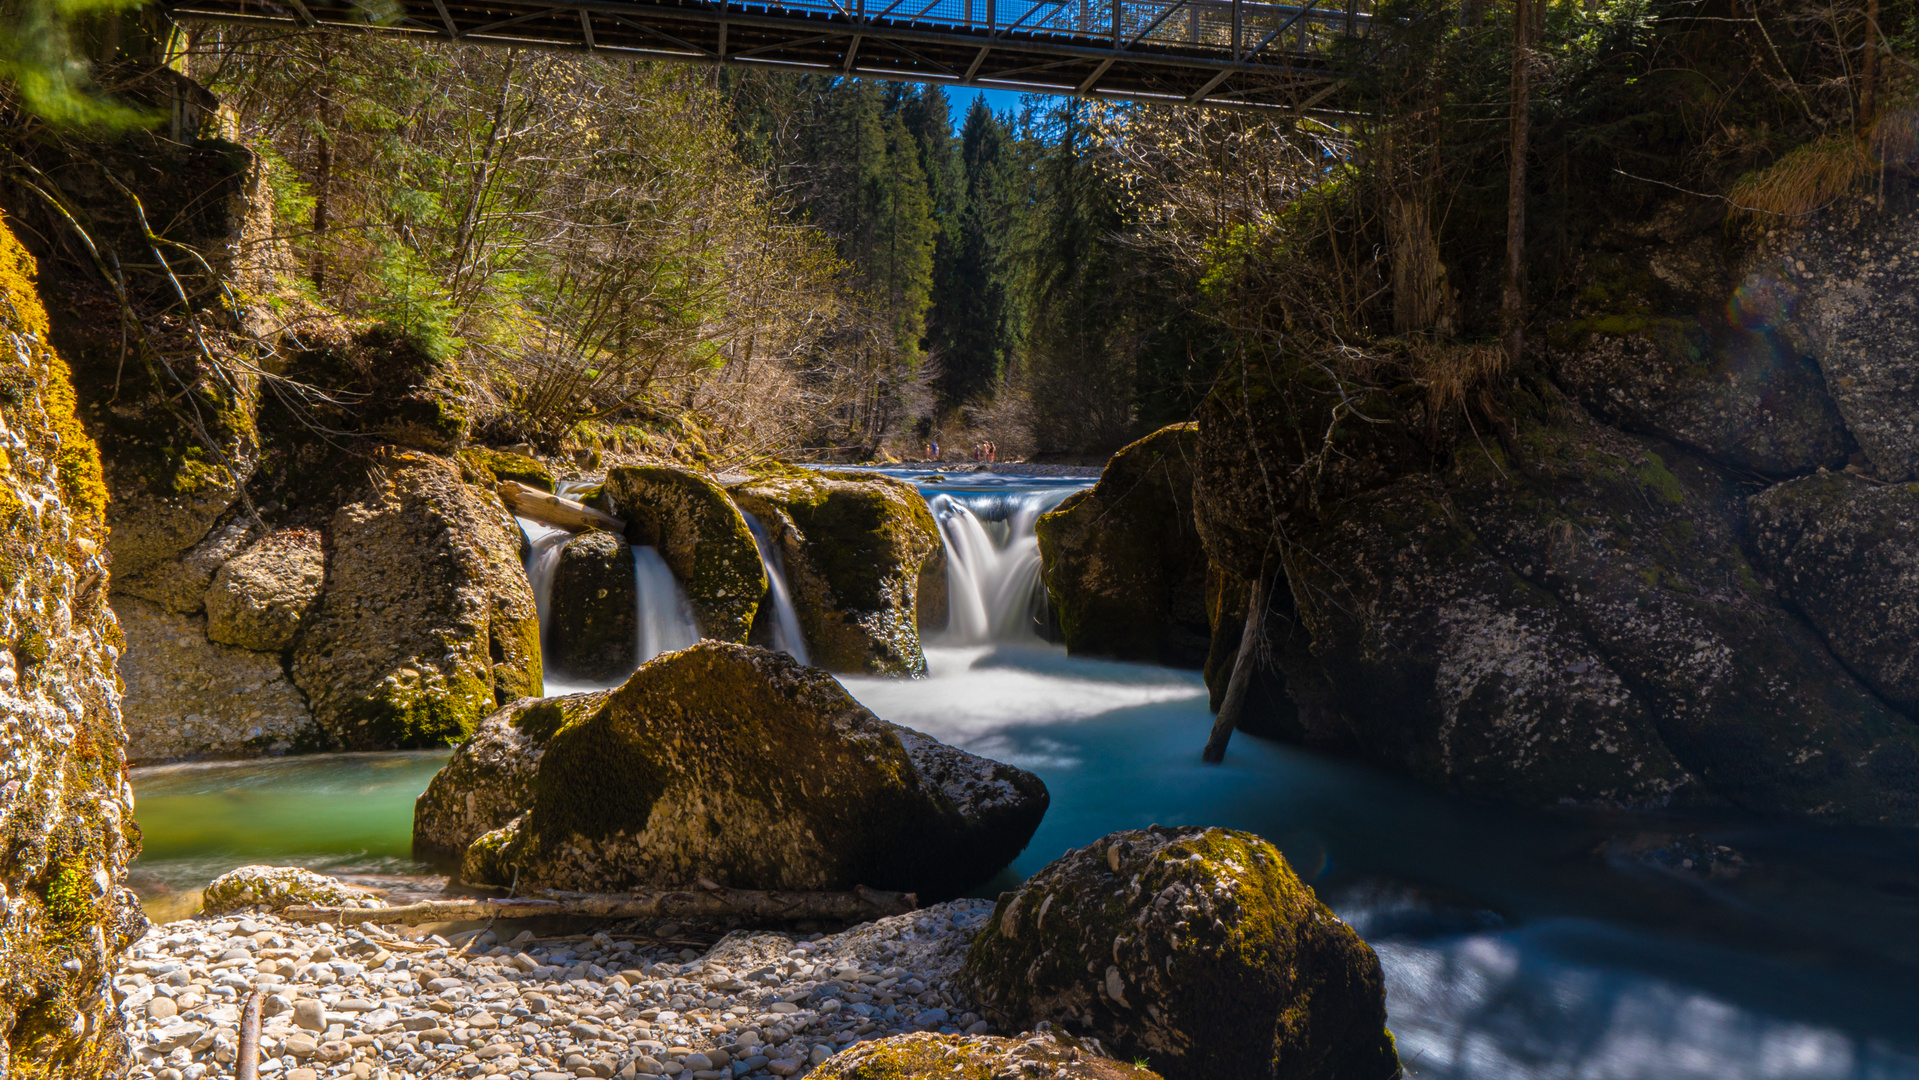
[1168,182,1919,823]
[0,214,142,1077]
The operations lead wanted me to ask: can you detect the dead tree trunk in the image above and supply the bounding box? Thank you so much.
[1501,0,1532,369]
[281,881,917,927]
[1203,564,1269,764]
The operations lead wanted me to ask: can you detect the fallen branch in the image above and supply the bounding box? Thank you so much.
[235,988,266,1080]
[280,881,916,927]
[499,480,626,533]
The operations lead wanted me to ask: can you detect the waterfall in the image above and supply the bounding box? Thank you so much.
[928,488,1078,644]
[742,512,811,664]
[633,545,700,663]
[516,516,572,646]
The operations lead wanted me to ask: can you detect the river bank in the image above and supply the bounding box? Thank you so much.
[122,900,995,1080]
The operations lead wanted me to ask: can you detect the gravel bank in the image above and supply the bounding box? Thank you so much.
[121,900,995,1080]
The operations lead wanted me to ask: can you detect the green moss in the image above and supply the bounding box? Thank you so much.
[601,466,764,643]
[1634,455,1686,505]
[339,664,497,749]
[43,858,99,947]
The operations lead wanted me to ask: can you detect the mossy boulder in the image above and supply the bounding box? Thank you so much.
[601,465,764,643]
[200,865,384,914]
[291,451,542,749]
[731,471,942,675]
[962,827,1398,1080]
[1037,424,1210,667]
[430,642,1048,899]
[0,213,142,1080]
[204,528,324,651]
[461,446,555,492]
[548,531,637,681]
[1748,474,1919,710]
[413,694,605,860]
[815,1031,1162,1080]
[281,320,470,453]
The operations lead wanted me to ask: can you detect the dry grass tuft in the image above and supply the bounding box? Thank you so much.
[1727,134,1875,219]
[1406,338,1508,416]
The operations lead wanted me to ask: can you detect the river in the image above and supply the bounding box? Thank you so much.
[128,467,1919,1079]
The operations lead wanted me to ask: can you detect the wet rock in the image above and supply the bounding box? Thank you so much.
[601,465,764,643]
[204,528,324,651]
[815,1030,1161,1079]
[1761,187,1919,479]
[200,866,385,914]
[548,531,637,681]
[963,827,1399,1080]
[730,471,941,675]
[0,214,142,1077]
[1748,473,1919,709]
[412,694,607,860]
[292,451,542,749]
[1036,424,1210,668]
[440,642,1046,899]
[114,595,318,762]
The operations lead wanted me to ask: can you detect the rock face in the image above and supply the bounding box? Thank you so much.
[0,215,143,1078]
[292,451,542,749]
[963,827,1398,1080]
[420,643,1048,899]
[731,471,942,675]
[1762,188,1919,479]
[114,596,318,762]
[203,528,324,651]
[1748,474,1919,710]
[601,465,764,643]
[199,865,385,914]
[816,1031,1163,1080]
[547,531,637,681]
[1037,424,1210,667]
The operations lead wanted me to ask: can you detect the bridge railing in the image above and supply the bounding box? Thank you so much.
[731,0,1373,61]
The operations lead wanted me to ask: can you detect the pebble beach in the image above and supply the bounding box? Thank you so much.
[121,900,996,1080]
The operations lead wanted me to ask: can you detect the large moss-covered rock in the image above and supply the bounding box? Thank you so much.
[1748,473,1919,710]
[0,214,143,1079]
[963,827,1398,1080]
[114,595,318,762]
[412,694,605,860]
[204,528,324,651]
[292,451,542,749]
[460,446,554,492]
[433,642,1047,899]
[199,865,384,915]
[815,1031,1162,1080]
[731,471,942,675]
[1037,424,1209,667]
[548,531,637,681]
[601,465,763,643]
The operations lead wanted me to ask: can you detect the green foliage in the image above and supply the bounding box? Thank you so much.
[0,0,151,127]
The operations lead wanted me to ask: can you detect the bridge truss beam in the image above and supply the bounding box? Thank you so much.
[162,0,1372,110]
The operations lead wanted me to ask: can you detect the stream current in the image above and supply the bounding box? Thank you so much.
[128,468,1919,1079]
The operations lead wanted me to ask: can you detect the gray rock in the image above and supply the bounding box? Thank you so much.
[548,530,637,681]
[115,515,259,614]
[205,528,325,651]
[293,999,327,1033]
[114,595,318,762]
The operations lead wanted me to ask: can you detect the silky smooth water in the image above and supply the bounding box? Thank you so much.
[131,468,1919,1078]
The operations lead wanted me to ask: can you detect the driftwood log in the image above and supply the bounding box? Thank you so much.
[235,988,266,1080]
[280,881,916,927]
[499,481,626,533]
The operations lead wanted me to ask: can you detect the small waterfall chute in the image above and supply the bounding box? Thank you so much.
[633,545,701,663]
[742,511,811,664]
[516,516,573,644]
[929,488,1077,644]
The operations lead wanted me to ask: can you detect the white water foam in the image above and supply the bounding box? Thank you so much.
[742,511,810,664]
[929,488,1076,644]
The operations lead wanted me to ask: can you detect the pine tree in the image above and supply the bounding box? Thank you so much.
[933,96,1020,407]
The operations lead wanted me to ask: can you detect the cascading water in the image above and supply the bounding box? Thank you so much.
[632,545,700,664]
[927,487,1079,643]
[742,511,810,664]
[515,516,572,643]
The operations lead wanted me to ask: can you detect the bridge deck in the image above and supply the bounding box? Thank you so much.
[163,0,1374,109]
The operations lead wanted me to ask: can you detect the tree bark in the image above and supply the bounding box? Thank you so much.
[1203,567,1267,763]
[280,882,917,926]
[1501,0,1532,370]
[1862,0,1882,124]
[235,989,266,1080]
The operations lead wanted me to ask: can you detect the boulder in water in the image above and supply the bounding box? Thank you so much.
[962,827,1399,1080]
[1748,473,1919,710]
[731,471,942,675]
[204,528,325,651]
[601,465,764,643]
[1037,424,1210,667]
[814,1031,1161,1079]
[291,450,543,749]
[425,642,1048,899]
[201,865,385,914]
[548,530,637,681]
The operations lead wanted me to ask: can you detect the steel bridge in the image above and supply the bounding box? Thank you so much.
[162,0,1375,110]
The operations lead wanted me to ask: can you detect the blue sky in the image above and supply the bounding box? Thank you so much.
[941,85,1029,126]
